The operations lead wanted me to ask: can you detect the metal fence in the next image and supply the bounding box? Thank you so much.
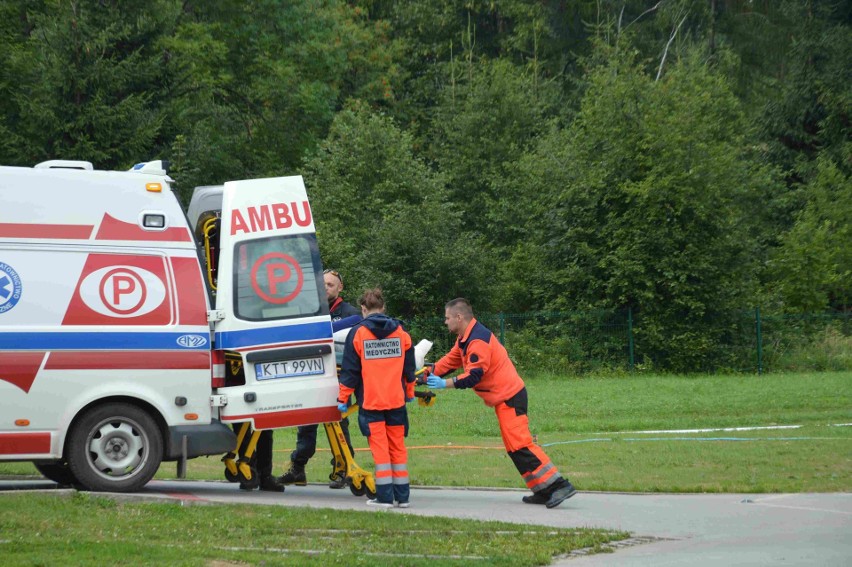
[405,309,852,375]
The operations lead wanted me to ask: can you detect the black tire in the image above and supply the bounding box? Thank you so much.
[224,467,240,483]
[34,461,78,487]
[66,403,163,493]
[349,478,366,497]
[238,465,260,489]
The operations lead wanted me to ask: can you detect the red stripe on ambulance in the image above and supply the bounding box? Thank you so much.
[0,432,51,455]
[170,257,209,325]
[45,351,210,370]
[230,201,312,235]
[221,406,340,429]
[0,352,46,393]
[0,222,93,239]
[95,213,192,242]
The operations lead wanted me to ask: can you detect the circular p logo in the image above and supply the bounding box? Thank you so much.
[80,266,166,318]
[250,252,303,304]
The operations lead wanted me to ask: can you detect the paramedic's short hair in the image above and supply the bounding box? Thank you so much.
[445,298,473,318]
[323,269,342,283]
[359,288,385,311]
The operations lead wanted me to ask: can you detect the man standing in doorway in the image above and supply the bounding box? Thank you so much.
[426,298,577,508]
[278,269,361,489]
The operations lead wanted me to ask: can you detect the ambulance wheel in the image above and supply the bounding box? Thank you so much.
[67,403,163,493]
[224,468,240,483]
[239,466,260,489]
[34,461,78,487]
[349,478,366,497]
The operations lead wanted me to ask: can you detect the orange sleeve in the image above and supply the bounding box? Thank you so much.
[453,339,489,389]
[338,383,355,404]
[433,342,463,377]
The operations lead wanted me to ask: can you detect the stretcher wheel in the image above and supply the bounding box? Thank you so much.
[241,475,260,490]
[224,467,240,483]
[348,478,366,497]
[238,465,259,488]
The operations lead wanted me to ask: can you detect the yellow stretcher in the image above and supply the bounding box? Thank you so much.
[220,407,377,497]
[221,366,436,494]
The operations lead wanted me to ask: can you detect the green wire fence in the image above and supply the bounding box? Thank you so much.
[405,309,852,375]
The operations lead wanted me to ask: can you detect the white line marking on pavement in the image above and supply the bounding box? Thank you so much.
[594,425,803,435]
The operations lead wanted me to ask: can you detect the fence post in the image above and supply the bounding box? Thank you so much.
[628,307,635,372]
[499,312,505,344]
[755,306,763,375]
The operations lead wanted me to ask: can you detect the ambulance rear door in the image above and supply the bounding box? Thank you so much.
[213,176,340,430]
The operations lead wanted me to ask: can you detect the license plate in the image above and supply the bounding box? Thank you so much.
[255,357,324,380]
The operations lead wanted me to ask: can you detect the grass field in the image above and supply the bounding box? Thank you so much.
[2,371,850,493]
[0,492,626,566]
[2,371,849,565]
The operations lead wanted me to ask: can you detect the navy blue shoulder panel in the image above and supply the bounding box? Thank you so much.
[459,321,493,356]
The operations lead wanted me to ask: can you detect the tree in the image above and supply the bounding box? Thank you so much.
[427,58,559,244]
[771,155,852,312]
[515,44,768,370]
[1,1,180,167]
[302,103,493,319]
[160,0,402,198]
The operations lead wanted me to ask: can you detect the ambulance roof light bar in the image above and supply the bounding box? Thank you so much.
[34,160,94,170]
[130,160,170,176]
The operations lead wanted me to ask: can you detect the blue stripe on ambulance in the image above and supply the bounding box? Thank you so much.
[0,331,210,350]
[214,321,332,349]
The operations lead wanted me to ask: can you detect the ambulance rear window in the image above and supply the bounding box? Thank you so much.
[232,234,326,321]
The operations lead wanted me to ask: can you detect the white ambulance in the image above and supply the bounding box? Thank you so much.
[0,159,340,492]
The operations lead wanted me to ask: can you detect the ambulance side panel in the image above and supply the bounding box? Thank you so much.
[0,167,234,466]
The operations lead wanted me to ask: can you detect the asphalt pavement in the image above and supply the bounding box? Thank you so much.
[2,479,850,565]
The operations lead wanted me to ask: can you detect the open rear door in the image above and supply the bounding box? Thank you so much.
[213,176,340,430]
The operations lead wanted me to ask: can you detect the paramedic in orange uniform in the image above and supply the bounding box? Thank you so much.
[426,298,577,508]
[338,288,416,508]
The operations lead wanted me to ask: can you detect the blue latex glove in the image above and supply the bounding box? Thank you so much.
[405,397,415,403]
[426,375,446,389]
[337,402,349,413]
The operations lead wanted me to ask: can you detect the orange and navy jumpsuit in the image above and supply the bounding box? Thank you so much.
[433,318,571,497]
[339,313,416,505]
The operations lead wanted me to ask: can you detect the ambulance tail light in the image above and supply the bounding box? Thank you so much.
[212,350,226,388]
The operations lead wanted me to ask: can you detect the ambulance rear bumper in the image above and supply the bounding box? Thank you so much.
[164,419,237,460]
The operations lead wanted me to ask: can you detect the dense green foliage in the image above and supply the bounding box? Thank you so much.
[1,1,849,370]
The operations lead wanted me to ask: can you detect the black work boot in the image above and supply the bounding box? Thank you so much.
[278,462,307,486]
[522,491,550,505]
[545,480,577,509]
[258,476,285,492]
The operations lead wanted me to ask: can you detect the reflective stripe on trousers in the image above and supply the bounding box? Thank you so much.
[495,399,563,493]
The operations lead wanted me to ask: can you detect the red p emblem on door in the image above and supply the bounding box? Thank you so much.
[101,269,147,314]
[250,253,303,304]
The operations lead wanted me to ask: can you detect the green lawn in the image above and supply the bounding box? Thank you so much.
[0,492,625,566]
